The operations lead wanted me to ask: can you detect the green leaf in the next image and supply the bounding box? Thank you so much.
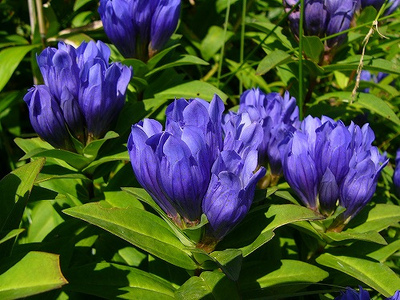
[147,44,180,70]
[0,35,29,48]
[367,239,400,263]
[240,260,328,296]
[0,251,68,299]
[65,262,175,299]
[122,59,149,78]
[122,187,193,247]
[0,229,25,244]
[221,204,322,257]
[323,55,400,75]
[0,90,25,114]
[348,204,400,233]
[20,148,92,170]
[73,0,93,11]
[200,26,234,61]
[175,271,240,300]
[0,45,39,92]
[210,249,243,282]
[323,230,387,245]
[154,80,228,102]
[316,253,400,297]
[0,158,45,231]
[63,202,198,270]
[256,50,293,75]
[147,55,208,76]
[83,131,119,159]
[302,36,324,63]
[316,91,400,126]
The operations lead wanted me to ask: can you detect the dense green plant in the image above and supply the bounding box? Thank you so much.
[1,0,400,299]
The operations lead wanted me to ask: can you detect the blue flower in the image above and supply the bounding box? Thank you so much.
[280,116,388,224]
[360,0,400,15]
[24,41,132,150]
[23,86,74,151]
[335,287,400,300]
[127,96,225,227]
[283,0,358,49]
[394,149,400,197]
[335,286,370,300]
[98,0,181,61]
[238,88,300,178]
[202,149,266,241]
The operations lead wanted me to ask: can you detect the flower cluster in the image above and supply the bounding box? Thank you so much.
[280,116,388,229]
[24,41,132,151]
[283,0,358,49]
[128,94,266,244]
[98,0,181,61]
[335,286,400,300]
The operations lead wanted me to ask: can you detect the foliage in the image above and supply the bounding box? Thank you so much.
[0,0,400,299]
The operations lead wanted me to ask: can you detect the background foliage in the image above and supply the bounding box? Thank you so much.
[1,0,400,299]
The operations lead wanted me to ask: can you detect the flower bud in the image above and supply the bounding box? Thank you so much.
[98,0,181,61]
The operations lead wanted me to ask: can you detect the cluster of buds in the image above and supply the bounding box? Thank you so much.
[128,95,266,246]
[283,0,359,50]
[24,41,132,151]
[280,116,388,231]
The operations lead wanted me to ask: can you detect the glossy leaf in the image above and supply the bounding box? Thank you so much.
[240,260,328,296]
[63,202,198,270]
[256,49,293,75]
[175,271,240,300]
[316,91,400,126]
[0,45,38,92]
[0,251,68,299]
[147,55,209,76]
[316,253,400,297]
[154,80,228,102]
[0,229,24,244]
[302,36,324,63]
[323,55,400,75]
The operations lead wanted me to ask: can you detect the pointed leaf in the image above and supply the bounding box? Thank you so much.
[175,271,240,300]
[316,253,400,297]
[63,202,197,270]
[0,251,68,299]
[256,50,293,75]
[0,45,39,92]
[240,260,328,297]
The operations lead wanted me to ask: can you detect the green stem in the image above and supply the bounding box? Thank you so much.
[239,0,247,95]
[217,0,231,89]
[298,0,304,119]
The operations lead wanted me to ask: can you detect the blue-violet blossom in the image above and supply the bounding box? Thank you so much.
[236,88,300,186]
[359,0,400,15]
[393,148,400,197]
[283,0,359,49]
[335,286,400,300]
[98,0,181,61]
[127,95,224,228]
[280,116,388,228]
[24,41,132,150]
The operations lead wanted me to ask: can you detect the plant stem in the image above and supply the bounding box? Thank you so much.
[298,0,304,119]
[217,0,231,89]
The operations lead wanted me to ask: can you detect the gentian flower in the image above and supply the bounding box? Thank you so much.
[24,41,132,150]
[335,286,370,300]
[98,0,181,61]
[127,96,225,228]
[335,286,400,300]
[360,0,400,15]
[202,149,266,242]
[280,116,387,228]
[360,70,391,93]
[237,88,300,186]
[283,0,359,49]
[393,149,400,197]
